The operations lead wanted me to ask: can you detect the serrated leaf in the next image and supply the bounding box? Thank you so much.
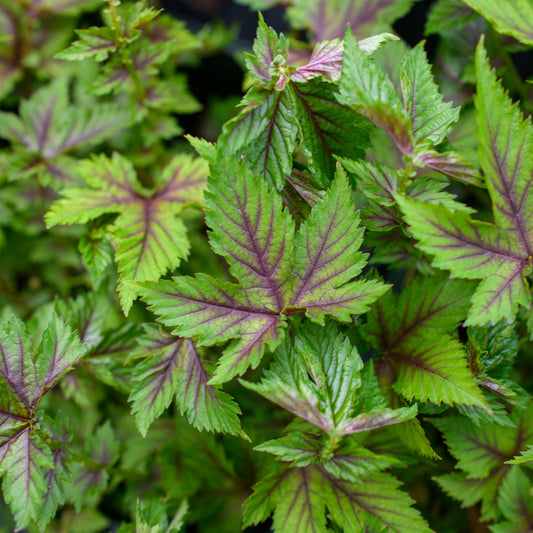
[242,323,416,434]
[289,167,389,322]
[46,153,208,314]
[290,80,371,182]
[138,160,386,384]
[291,39,344,82]
[492,466,533,533]
[69,421,120,511]
[0,79,131,184]
[366,275,487,409]
[462,0,533,45]
[287,0,416,42]
[432,415,520,478]
[397,40,533,324]
[255,432,322,467]
[397,196,530,325]
[55,27,117,61]
[323,439,399,482]
[506,445,533,464]
[434,470,506,522]
[475,39,533,237]
[338,29,413,154]
[321,469,433,532]
[425,0,478,35]
[0,315,87,416]
[400,41,460,146]
[220,90,297,189]
[0,428,53,529]
[129,325,243,437]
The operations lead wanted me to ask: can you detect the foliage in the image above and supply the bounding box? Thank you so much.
[0,0,532,532]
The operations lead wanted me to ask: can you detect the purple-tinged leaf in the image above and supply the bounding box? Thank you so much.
[397,195,531,325]
[221,90,297,190]
[0,428,53,529]
[47,153,208,314]
[55,27,117,61]
[290,81,371,182]
[321,469,433,532]
[291,39,344,82]
[289,168,389,322]
[0,79,131,183]
[366,275,488,408]
[0,315,86,416]
[129,326,244,437]
[138,160,385,384]
[243,324,416,434]
[493,466,533,533]
[287,0,416,42]
[138,276,284,385]
[338,29,414,155]
[205,158,294,310]
[463,0,533,45]
[37,447,71,531]
[69,422,120,511]
[475,40,533,241]
[414,149,483,186]
[339,405,418,434]
[434,470,506,522]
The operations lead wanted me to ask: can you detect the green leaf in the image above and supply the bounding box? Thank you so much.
[400,41,460,147]
[506,445,533,464]
[462,0,533,45]
[55,27,118,61]
[220,90,297,189]
[255,432,322,467]
[46,153,208,314]
[396,196,530,326]
[425,0,478,35]
[69,421,120,511]
[242,323,416,434]
[338,28,413,155]
[138,160,386,384]
[321,469,433,532]
[290,80,371,182]
[129,325,244,437]
[475,39,533,238]
[492,466,533,533]
[366,275,487,409]
[0,78,131,184]
[434,470,506,522]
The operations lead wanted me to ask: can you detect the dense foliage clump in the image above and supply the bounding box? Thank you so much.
[0,0,532,531]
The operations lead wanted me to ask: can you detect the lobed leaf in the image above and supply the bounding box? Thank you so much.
[47,153,208,314]
[129,325,243,437]
[138,159,386,384]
